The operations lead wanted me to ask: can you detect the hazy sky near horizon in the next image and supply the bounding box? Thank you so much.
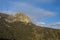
[0,0,60,29]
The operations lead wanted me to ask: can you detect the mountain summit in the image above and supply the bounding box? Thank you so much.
[5,13,31,23]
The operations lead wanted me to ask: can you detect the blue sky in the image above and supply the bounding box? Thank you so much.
[0,0,60,29]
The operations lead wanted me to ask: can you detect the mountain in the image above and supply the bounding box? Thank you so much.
[0,13,60,40]
[5,13,31,23]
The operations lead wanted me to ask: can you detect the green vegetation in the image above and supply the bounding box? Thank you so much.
[0,13,60,40]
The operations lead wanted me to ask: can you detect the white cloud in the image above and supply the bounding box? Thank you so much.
[36,22,46,26]
[50,22,60,26]
[49,22,60,29]
[0,10,15,14]
[10,2,55,19]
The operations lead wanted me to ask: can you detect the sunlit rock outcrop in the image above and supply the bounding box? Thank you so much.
[5,13,31,24]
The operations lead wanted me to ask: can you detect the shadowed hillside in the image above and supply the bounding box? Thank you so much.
[0,13,60,40]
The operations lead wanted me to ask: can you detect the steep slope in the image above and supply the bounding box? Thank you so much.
[0,13,34,40]
[0,13,60,40]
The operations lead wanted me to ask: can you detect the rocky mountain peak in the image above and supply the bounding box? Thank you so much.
[5,13,31,23]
